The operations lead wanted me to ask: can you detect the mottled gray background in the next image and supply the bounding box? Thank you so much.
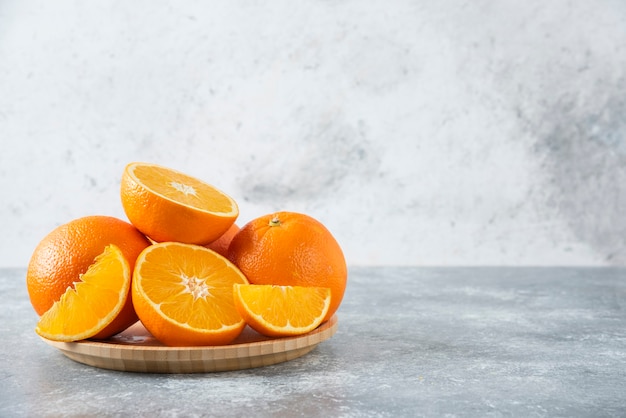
[1,0,625,267]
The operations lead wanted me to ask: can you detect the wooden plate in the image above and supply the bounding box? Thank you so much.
[39,315,338,373]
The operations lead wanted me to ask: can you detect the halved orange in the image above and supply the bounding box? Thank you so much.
[120,162,239,245]
[132,242,249,346]
[35,245,132,342]
[233,284,331,337]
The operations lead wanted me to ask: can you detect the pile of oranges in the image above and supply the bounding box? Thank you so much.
[27,162,347,347]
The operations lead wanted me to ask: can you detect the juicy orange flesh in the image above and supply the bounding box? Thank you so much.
[235,284,331,330]
[131,164,235,214]
[36,245,129,340]
[138,244,247,330]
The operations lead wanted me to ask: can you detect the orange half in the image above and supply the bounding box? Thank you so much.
[233,284,331,337]
[132,242,249,346]
[120,162,238,244]
[35,245,131,342]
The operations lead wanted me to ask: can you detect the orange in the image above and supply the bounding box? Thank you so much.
[233,284,331,337]
[36,245,131,341]
[227,211,347,322]
[120,162,239,245]
[132,242,249,346]
[205,223,240,257]
[26,215,150,336]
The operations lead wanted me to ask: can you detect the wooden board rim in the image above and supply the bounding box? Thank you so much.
[39,315,338,373]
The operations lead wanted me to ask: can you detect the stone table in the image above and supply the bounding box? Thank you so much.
[1,267,625,417]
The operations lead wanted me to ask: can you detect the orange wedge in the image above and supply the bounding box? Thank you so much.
[233,284,331,337]
[132,242,249,346]
[120,162,239,244]
[35,245,132,342]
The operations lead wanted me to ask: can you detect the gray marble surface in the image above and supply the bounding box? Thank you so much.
[2,267,625,417]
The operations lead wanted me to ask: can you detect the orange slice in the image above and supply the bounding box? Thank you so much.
[233,284,331,337]
[35,245,131,342]
[120,162,239,244]
[132,242,249,346]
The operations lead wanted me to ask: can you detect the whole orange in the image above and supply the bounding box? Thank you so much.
[205,223,240,257]
[227,212,347,322]
[26,215,151,337]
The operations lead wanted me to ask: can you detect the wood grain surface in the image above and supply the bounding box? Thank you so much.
[39,315,338,373]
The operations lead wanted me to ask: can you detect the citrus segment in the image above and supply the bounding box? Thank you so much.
[35,245,132,342]
[228,212,347,322]
[132,242,249,346]
[233,284,331,337]
[120,162,239,244]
